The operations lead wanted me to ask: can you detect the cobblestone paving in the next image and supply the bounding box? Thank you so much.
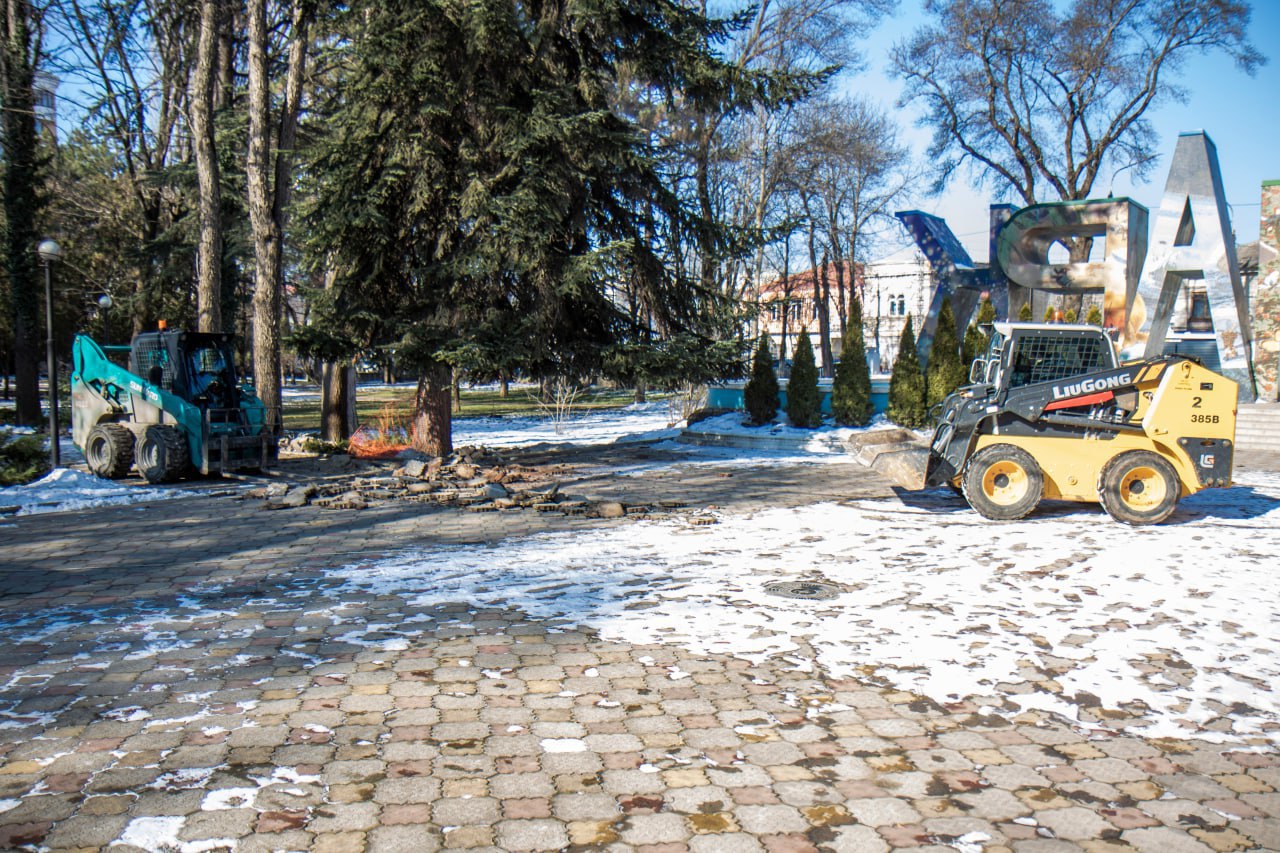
[1,445,1278,852]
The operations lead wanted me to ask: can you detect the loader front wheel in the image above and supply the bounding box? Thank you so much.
[85,423,135,480]
[1098,450,1179,526]
[137,425,191,484]
[962,444,1043,521]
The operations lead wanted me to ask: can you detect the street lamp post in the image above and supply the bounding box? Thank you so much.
[37,239,63,469]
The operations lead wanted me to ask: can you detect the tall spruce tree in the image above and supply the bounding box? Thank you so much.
[1,0,44,426]
[787,331,821,428]
[303,0,814,455]
[743,335,779,426]
[831,294,873,426]
[888,318,927,428]
[926,299,965,407]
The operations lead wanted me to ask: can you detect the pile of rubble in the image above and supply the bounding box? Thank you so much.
[245,444,689,519]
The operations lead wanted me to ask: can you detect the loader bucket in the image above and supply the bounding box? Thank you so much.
[847,429,931,491]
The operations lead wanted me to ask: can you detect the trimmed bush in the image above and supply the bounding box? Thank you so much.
[963,296,996,366]
[1018,301,1034,321]
[831,295,873,426]
[0,431,49,486]
[743,335,780,425]
[1065,308,1078,323]
[888,318,927,428]
[786,331,822,428]
[1044,304,1056,322]
[1086,303,1103,325]
[926,299,966,407]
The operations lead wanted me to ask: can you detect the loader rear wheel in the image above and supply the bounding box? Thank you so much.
[1098,450,1179,526]
[85,424,135,479]
[962,444,1043,521]
[137,425,191,484]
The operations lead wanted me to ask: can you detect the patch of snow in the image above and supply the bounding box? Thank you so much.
[0,467,181,516]
[117,815,185,850]
[0,799,20,813]
[201,787,258,811]
[452,401,681,449]
[541,738,588,753]
[329,473,1280,742]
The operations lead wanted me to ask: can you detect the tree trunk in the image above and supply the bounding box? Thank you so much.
[321,361,355,442]
[1,0,41,425]
[499,370,509,398]
[634,382,646,404]
[451,368,462,414]
[247,0,309,426]
[414,359,452,457]
[190,0,222,333]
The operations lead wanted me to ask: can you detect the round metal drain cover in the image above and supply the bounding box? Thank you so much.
[764,580,842,600]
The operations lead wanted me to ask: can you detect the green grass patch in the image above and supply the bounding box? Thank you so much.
[280,385,654,431]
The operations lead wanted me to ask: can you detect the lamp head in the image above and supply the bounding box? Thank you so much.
[36,239,63,263]
[97,294,113,310]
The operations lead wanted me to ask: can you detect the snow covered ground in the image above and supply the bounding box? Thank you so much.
[0,468,180,516]
[451,401,684,448]
[318,469,1280,744]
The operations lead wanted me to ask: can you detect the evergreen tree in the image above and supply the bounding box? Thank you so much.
[302,0,809,455]
[1018,301,1034,322]
[786,330,821,428]
[963,296,996,366]
[1065,308,1078,323]
[743,335,779,425]
[926,299,965,407]
[1044,304,1056,322]
[888,318,927,428]
[831,295,873,426]
[1085,303,1103,326]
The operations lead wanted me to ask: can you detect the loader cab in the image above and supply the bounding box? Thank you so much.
[970,323,1118,395]
[131,330,241,410]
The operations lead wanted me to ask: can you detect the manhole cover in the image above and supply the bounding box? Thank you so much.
[763,581,842,600]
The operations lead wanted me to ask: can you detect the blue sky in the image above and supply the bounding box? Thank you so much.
[843,0,1279,261]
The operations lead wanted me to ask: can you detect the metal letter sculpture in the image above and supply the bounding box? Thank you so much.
[1134,132,1254,400]
[995,199,1148,348]
[898,132,1255,399]
[1256,181,1280,401]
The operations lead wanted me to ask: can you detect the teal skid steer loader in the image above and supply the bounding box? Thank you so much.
[71,329,279,483]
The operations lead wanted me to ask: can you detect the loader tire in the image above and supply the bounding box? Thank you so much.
[85,423,135,480]
[137,425,191,484]
[962,444,1043,521]
[1098,450,1179,526]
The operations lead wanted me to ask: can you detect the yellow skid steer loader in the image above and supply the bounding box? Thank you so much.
[871,323,1237,525]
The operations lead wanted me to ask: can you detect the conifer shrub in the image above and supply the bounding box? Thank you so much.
[831,296,873,426]
[926,300,966,407]
[887,318,927,428]
[742,335,779,425]
[786,331,822,428]
[1085,304,1103,326]
[1018,301,1034,321]
[1044,304,1056,322]
[1065,308,1078,323]
[963,296,996,368]
[0,431,48,486]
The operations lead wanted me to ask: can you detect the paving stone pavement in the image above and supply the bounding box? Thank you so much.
[1,443,1278,852]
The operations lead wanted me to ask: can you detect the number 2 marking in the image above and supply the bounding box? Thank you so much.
[1192,396,1202,408]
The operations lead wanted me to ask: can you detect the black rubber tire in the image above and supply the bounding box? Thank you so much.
[1098,450,1180,526]
[962,443,1044,521]
[136,425,192,484]
[84,423,135,479]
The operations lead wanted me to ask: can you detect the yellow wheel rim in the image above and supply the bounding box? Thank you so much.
[982,460,1028,507]
[1119,465,1167,510]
